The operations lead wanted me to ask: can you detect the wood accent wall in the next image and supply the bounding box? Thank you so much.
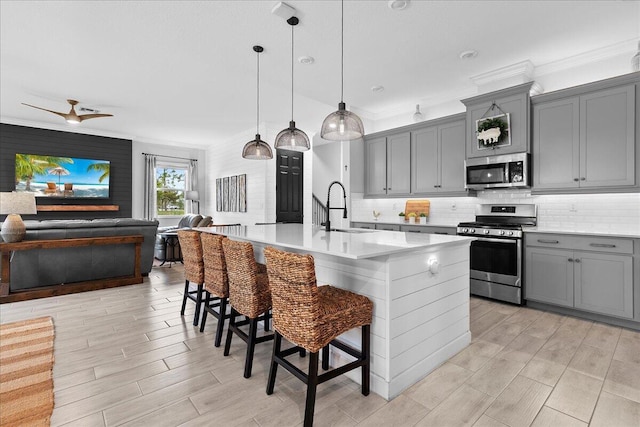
[0,123,133,220]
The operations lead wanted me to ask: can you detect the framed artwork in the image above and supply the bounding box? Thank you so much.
[216,178,222,212]
[476,113,511,150]
[230,175,238,212]
[238,174,246,212]
[222,177,229,212]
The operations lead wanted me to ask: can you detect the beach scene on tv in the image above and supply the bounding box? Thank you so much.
[15,153,110,198]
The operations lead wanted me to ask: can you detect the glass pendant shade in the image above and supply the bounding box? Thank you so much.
[275,120,310,151]
[242,133,273,159]
[320,0,364,142]
[242,45,273,160]
[321,102,365,141]
[274,17,310,151]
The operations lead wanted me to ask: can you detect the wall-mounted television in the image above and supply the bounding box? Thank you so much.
[15,153,110,198]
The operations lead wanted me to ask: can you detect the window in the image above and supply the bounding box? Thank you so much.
[155,166,187,216]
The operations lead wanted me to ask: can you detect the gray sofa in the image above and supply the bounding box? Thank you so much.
[154,214,211,261]
[1,218,158,291]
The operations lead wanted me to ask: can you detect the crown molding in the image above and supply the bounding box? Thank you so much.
[470,60,535,88]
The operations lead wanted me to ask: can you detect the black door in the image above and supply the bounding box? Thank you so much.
[276,149,303,223]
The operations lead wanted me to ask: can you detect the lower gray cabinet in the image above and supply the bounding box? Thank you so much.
[376,224,401,231]
[525,234,634,319]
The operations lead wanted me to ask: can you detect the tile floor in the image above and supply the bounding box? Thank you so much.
[1,264,639,426]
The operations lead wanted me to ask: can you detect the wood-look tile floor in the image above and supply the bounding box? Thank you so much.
[2,264,640,426]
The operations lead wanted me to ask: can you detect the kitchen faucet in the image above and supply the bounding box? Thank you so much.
[325,180,348,232]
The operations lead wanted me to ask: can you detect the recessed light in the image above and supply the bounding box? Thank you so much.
[459,50,478,60]
[371,85,385,93]
[298,55,315,65]
[388,0,409,11]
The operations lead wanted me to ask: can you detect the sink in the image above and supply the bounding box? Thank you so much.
[328,228,375,234]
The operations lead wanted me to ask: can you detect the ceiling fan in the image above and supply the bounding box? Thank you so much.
[22,99,113,124]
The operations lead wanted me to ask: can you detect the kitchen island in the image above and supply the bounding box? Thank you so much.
[196,223,474,400]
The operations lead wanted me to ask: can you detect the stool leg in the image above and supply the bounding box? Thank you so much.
[214,297,227,348]
[322,345,329,370]
[244,317,258,378]
[180,280,190,316]
[200,292,211,332]
[299,348,306,358]
[266,331,282,395]
[362,324,370,396]
[224,308,236,357]
[304,352,319,427]
[264,310,270,332]
[193,284,203,326]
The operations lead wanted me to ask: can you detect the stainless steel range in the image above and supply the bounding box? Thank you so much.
[457,204,537,305]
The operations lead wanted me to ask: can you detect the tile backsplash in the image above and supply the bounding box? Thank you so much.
[351,190,640,232]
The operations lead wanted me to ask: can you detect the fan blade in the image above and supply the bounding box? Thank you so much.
[77,113,113,122]
[22,103,67,119]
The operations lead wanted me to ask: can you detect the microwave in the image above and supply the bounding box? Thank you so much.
[465,153,529,190]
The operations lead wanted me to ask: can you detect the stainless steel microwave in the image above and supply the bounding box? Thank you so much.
[465,153,529,190]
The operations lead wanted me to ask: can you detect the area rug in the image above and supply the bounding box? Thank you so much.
[0,316,55,427]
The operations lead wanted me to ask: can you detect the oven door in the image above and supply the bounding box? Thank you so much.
[469,237,521,287]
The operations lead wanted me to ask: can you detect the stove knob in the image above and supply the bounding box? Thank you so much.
[499,230,505,236]
[470,228,475,233]
[508,231,514,236]
[462,228,468,233]
[484,230,490,235]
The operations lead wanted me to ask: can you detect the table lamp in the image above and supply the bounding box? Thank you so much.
[0,192,37,242]
[185,190,200,214]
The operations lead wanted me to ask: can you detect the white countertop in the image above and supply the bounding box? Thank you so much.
[195,224,473,260]
[524,226,640,239]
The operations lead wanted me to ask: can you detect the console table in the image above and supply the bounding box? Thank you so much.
[0,235,144,303]
[158,231,183,267]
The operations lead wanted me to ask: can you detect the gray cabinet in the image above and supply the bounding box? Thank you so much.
[411,118,466,194]
[364,132,410,196]
[461,82,533,159]
[401,225,456,235]
[375,223,401,231]
[532,78,637,192]
[525,233,634,319]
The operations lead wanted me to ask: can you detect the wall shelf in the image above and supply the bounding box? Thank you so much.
[36,205,120,212]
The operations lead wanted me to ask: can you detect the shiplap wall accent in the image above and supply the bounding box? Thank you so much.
[205,124,313,226]
[251,239,472,400]
[0,123,132,220]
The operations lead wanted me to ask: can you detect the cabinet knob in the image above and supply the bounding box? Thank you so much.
[573,178,579,182]
[575,258,581,263]
[388,187,391,190]
[580,177,586,181]
[568,258,574,262]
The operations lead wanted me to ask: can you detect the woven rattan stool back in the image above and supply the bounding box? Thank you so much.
[222,239,270,318]
[177,230,204,284]
[201,233,228,298]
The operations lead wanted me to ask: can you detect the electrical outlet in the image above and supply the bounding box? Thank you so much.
[451,203,457,211]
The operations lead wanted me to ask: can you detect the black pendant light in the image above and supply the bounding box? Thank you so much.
[274,17,310,152]
[320,0,364,141]
[242,45,273,160]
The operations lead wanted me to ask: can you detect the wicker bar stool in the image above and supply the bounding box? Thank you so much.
[199,233,230,347]
[263,246,373,427]
[177,230,205,326]
[221,239,274,378]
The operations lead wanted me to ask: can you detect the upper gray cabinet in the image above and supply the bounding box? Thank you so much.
[411,117,466,194]
[532,73,639,193]
[364,113,469,198]
[461,82,533,159]
[364,132,410,196]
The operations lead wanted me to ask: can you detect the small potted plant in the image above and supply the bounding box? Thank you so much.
[407,212,417,224]
[398,212,405,222]
[419,212,428,224]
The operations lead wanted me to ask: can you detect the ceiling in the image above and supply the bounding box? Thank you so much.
[1,0,639,148]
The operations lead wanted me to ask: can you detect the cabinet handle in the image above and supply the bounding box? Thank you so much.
[388,187,391,190]
[589,243,616,248]
[568,258,574,262]
[537,239,559,244]
[580,177,586,181]
[407,230,421,233]
[435,232,449,235]
[573,178,579,182]
[575,258,581,263]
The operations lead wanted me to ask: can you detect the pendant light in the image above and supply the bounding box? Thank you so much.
[320,0,364,141]
[274,17,310,152]
[413,104,424,122]
[242,45,273,160]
